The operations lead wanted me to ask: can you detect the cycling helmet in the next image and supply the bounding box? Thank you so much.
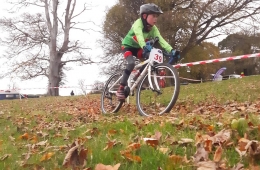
[140,3,163,15]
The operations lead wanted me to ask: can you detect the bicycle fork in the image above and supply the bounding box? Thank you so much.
[148,65,162,94]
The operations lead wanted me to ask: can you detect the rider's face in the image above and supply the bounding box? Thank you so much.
[146,14,159,26]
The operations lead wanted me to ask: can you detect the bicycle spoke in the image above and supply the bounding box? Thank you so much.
[136,63,180,116]
[101,74,123,114]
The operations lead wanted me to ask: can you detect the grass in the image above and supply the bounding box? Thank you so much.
[0,76,260,169]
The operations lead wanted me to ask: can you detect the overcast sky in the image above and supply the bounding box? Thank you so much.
[0,0,235,96]
[0,0,117,96]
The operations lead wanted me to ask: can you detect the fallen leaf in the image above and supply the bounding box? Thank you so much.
[204,139,213,152]
[95,163,120,170]
[231,163,244,170]
[29,135,38,144]
[213,146,223,162]
[178,138,194,145]
[168,155,183,164]
[211,129,231,144]
[152,131,162,140]
[9,136,15,142]
[194,143,209,162]
[0,154,11,161]
[40,152,54,162]
[197,161,216,170]
[143,138,159,147]
[108,129,117,135]
[103,140,117,151]
[63,145,78,167]
[158,147,169,154]
[238,138,250,151]
[19,133,29,140]
[36,140,48,146]
[122,153,141,162]
[127,143,140,150]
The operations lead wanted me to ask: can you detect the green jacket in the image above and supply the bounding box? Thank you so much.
[122,18,173,53]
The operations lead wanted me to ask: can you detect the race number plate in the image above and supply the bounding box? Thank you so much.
[149,49,163,64]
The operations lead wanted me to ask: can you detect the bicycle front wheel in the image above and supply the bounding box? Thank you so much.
[136,63,180,116]
[101,73,124,114]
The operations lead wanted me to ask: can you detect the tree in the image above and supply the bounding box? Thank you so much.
[78,79,88,96]
[90,80,104,94]
[100,0,260,77]
[0,0,95,96]
[218,32,260,75]
[180,42,220,80]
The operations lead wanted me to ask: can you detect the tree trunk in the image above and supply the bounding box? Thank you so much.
[48,50,62,96]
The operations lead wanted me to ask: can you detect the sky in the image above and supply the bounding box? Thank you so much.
[0,0,241,96]
[0,0,117,96]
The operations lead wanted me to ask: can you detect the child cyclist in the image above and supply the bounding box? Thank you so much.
[116,3,180,101]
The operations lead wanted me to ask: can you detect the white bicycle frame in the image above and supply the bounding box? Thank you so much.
[108,48,164,103]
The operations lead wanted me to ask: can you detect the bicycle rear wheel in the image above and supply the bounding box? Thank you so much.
[136,63,180,116]
[101,73,124,114]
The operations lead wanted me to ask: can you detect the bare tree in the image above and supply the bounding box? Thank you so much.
[78,79,87,96]
[7,77,20,91]
[0,0,96,96]
[90,80,104,94]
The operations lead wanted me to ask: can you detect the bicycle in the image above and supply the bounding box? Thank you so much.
[100,37,180,116]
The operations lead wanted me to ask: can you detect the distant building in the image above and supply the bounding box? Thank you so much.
[0,90,20,100]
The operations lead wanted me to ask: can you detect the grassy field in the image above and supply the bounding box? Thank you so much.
[1,76,260,169]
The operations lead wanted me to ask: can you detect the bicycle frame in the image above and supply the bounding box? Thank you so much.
[108,48,163,95]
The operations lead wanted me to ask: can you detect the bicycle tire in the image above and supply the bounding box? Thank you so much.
[101,73,124,114]
[136,63,180,116]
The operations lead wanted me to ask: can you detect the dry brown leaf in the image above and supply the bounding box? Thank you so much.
[95,163,120,170]
[249,165,260,170]
[152,131,162,140]
[103,140,117,151]
[204,139,213,152]
[238,138,250,151]
[127,143,141,151]
[78,149,88,166]
[0,154,11,161]
[168,155,183,164]
[108,129,117,135]
[62,140,88,168]
[195,132,202,144]
[122,153,141,162]
[207,125,214,131]
[231,163,244,170]
[213,146,223,162]
[249,141,260,156]
[143,138,159,147]
[9,136,15,142]
[40,152,54,162]
[237,106,246,111]
[212,129,231,144]
[178,138,194,144]
[158,147,169,154]
[36,140,48,146]
[197,161,216,170]
[29,135,38,144]
[62,145,78,167]
[19,133,29,140]
[194,143,209,163]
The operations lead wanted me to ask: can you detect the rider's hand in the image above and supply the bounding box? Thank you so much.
[169,49,180,64]
[171,50,180,59]
[143,41,153,53]
[142,42,153,59]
